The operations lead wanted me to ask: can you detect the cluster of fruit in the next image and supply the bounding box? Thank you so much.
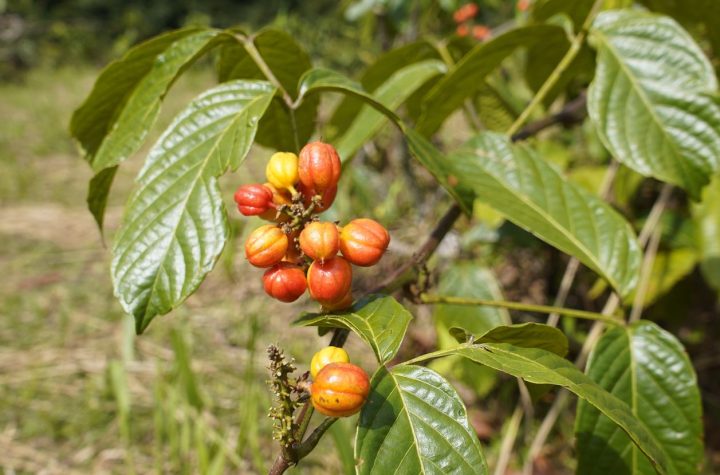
[453,2,491,40]
[309,346,370,417]
[234,141,390,311]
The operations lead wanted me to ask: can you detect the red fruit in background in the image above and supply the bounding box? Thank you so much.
[472,24,491,40]
[298,141,341,194]
[339,219,390,267]
[456,24,469,37]
[307,256,352,303]
[298,182,337,212]
[245,225,288,267]
[300,222,339,262]
[234,184,274,216]
[517,0,530,12]
[263,263,307,302]
[311,362,370,417]
[453,3,478,23]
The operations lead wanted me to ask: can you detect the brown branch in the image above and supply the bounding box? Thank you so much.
[510,92,587,142]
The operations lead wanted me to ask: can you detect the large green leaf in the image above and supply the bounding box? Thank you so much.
[334,60,446,160]
[576,322,703,475]
[327,40,440,138]
[355,365,487,474]
[217,29,317,151]
[692,174,720,292]
[588,10,720,198]
[415,343,670,473]
[71,28,228,228]
[472,323,568,357]
[293,295,412,364]
[448,132,642,297]
[416,25,567,136]
[111,80,276,333]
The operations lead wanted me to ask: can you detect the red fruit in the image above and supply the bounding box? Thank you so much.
[298,182,337,213]
[284,230,303,264]
[318,290,353,312]
[300,222,339,262]
[456,24,469,37]
[307,256,352,303]
[234,184,274,216]
[339,219,390,267]
[263,263,307,302]
[298,141,341,194]
[311,362,370,417]
[453,3,478,23]
[472,25,491,41]
[245,225,288,267]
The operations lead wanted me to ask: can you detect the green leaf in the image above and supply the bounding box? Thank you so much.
[474,323,568,357]
[692,174,720,292]
[531,0,595,31]
[217,29,317,151]
[293,295,412,364]
[420,343,670,473]
[355,365,488,475]
[448,132,642,297]
[327,40,441,138]
[416,25,567,136]
[576,321,703,475]
[335,60,446,160]
[588,10,720,199]
[111,80,276,333]
[72,28,228,229]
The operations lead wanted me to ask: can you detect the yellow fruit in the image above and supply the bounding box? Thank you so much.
[310,346,350,379]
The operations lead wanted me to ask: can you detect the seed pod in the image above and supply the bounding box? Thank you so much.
[310,346,350,379]
[311,362,370,417]
[299,221,339,262]
[234,183,274,216]
[245,225,288,267]
[339,218,390,267]
[298,141,341,194]
[307,256,352,303]
[266,152,299,192]
[262,262,307,302]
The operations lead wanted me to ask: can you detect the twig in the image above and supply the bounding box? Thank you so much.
[629,226,662,323]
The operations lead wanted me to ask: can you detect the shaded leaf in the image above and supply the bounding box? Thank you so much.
[356,365,487,475]
[425,343,670,473]
[588,11,720,198]
[217,29,317,151]
[416,25,567,136]
[475,323,568,357]
[692,174,720,292]
[448,132,642,297]
[531,0,595,31]
[293,295,412,364]
[624,248,698,308]
[111,80,275,333]
[576,321,703,475]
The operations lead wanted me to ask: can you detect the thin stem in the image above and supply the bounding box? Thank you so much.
[506,0,603,137]
[295,417,338,459]
[629,226,662,323]
[419,294,625,326]
[494,406,524,475]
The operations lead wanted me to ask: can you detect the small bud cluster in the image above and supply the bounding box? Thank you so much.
[234,141,391,311]
[266,345,309,446]
[453,3,491,40]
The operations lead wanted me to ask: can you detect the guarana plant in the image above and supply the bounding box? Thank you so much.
[71,0,719,473]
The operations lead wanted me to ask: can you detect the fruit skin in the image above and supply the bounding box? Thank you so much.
[259,183,293,222]
[339,218,390,267]
[298,141,341,194]
[262,263,307,302]
[283,230,303,264]
[310,346,350,379]
[266,152,299,191]
[298,182,337,212]
[299,221,339,262]
[234,184,274,216]
[318,289,353,312]
[307,256,352,303]
[245,225,289,267]
[311,362,370,417]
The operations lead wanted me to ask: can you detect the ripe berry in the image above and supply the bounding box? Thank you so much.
[262,263,307,302]
[234,184,274,216]
[307,256,352,303]
[472,25,491,40]
[311,362,370,417]
[245,225,288,267]
[339,219,390,267]
[266,152,299,193]
[298,182,337,213]
[299,222,339,262]
[298,141,341,194]
[318,290,353,312]
[310,346,350,379]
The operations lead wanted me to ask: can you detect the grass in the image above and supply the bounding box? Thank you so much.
[0,65,372,474]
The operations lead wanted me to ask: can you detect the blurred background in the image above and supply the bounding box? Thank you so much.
[1,0,719,474]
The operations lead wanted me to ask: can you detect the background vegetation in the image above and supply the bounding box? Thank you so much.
[1,0,718,474]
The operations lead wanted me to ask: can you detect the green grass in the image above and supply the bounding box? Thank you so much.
[0,65,365,474]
